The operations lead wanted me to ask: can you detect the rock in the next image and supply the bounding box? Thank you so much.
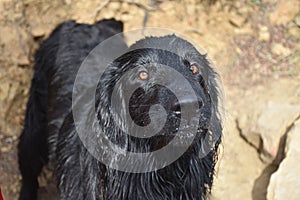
[31,25,46,38]
[110,2,121,11]
[1,146,10,153]
[0,26,31,65]
[64,0,72,5]
[229,13,245,28]
[295,14,300,27]
[121,13,132,22]
[186,4,196,15]
[288,25,300,37]
[102,10,115,19]
[269,0,300,25]
[256,102,300,163]
[267,119,300,200]
[271,43,292,57]
[238,79,300,157]
[17,53,30,66]
[0,81,11,102]
[212,114,265,200]
[233,22,253,35]
[238,114,261,148]
[160,1,175,15]
[258,26,270,42]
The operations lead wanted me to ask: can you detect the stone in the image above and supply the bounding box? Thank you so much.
[31,25,45,37]
[110,2,121,11]
[238,114,261,148]
[267,119,300,200]
[256,102,300,163]
[295,14,300,27]
[17,53,30,66]
[271,43,292,57]
[258,26,270,42]
[0,26,31,65]
[64,0,72,5]
[160,1,175,15]
[269,0,300,25]
[288,25,300,37]
[0,81,11,102]
[211,115,265,200]
[121,13,131,22]
[229,13,245,28]
[102,10,115,19]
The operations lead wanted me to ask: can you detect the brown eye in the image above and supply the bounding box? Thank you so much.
[139,71,149,80]
[190,64,199,74]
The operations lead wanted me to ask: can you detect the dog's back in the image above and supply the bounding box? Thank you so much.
[18,19,125,200]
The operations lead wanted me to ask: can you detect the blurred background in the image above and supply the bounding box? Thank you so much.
[0,0,299,199]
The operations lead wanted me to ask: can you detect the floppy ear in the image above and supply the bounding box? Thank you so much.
[206,62,223,148]
[95,19,124,35]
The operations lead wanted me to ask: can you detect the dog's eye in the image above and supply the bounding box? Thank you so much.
[139,71,149,80]
[190,64,199,74]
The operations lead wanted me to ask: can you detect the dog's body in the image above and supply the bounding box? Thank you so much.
[18,19,222,200]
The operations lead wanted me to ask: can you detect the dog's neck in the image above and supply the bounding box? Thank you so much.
[99,134,217,200]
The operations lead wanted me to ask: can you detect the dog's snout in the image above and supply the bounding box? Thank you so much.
[170,96,203,114]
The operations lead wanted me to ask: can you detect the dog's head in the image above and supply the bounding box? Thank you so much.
[97,35,222,151]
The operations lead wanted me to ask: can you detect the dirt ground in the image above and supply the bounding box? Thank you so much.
[0,0,299,199]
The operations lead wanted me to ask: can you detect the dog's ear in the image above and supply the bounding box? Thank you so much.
[95,19,124,35]
[206,64,223,148]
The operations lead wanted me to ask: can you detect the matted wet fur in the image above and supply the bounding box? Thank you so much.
[18,19,222,200]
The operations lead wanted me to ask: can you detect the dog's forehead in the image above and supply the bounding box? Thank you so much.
[129,35,200,59]
[127,36,210,78]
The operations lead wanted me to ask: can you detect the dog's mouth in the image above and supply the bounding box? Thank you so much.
[120,85,209,152]
[128,86,203,130]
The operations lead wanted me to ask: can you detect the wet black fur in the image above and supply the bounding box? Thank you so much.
[18,19,222,200]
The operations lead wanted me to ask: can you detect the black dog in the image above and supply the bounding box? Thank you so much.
[18,19,222,200]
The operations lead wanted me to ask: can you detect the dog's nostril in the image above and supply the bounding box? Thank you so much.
[170,100,180,113]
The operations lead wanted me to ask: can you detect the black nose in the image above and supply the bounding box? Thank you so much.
[170,97,203,114]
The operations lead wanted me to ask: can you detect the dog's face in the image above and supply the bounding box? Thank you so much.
[97,35,221,154]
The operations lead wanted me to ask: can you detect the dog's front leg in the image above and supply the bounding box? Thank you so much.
[56,114,102,200]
